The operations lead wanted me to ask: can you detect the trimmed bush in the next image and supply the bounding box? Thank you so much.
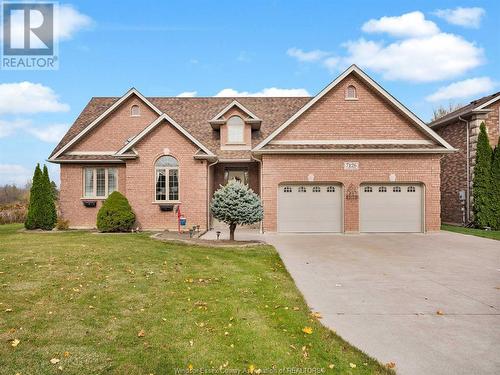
[211,180,263,240]
[492,139,500,230]
[473,123,494,228]
[25,164,56,230]
[97,192,136,232]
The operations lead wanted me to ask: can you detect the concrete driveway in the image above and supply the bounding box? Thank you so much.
[261,232,500,375]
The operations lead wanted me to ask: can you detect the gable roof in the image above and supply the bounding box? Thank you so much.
[49,96,310,161]
[253,65,455,152]
[49,88,162,160]
[210,100,261,121]
[115,114,215,156]
[429,92,500,128]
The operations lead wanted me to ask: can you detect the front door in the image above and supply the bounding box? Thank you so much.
[225,168,248,185]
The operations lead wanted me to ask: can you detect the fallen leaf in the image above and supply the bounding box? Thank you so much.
[188,364,193,371]
[328,364,334,369]
[302,326,313,334]
[63,351,70,357]
[248,364,255,374]
[58,366,63,371]
[310,311,323,319]
[386,362,396,369]
[137,329,145,337]
[436,310,444,315]
[189,340,194,346]
[11,339,20,347]
[349,363,356,368]
[50,358,60,364]
[5,308,12,312]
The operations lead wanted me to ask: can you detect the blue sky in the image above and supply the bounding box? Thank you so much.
[0,0,499,185]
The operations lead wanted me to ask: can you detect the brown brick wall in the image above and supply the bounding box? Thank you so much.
[485,101,500,147]
[126,119,208,230]
[59,164,126,228]
[72,96,159,152]
[261,154,441,232]
[276,75,430,141]
[435,121,467,224]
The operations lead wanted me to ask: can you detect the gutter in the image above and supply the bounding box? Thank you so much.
[458,116,470,224]
[251,153,264,234]
[206,158,219,230]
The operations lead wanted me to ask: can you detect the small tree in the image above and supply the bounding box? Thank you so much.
[491,139,500,230]
[473,123,493,228]
[211,180,263,240]
[97,191,136,232]
[25,164,56,230]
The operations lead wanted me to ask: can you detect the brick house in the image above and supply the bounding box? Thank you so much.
[49,65,454,233]
[429,92,500,225]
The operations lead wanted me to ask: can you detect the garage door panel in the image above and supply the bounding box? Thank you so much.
[278,185,342,232]
[360,184,423,233]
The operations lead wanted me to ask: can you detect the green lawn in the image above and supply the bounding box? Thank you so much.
[0,224,392,375]
[442,224,500,240]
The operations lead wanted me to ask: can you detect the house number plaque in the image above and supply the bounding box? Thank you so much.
[344,161,359,170]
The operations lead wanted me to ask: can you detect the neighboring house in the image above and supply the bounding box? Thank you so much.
[429,92,500,225]
[49,65,454,233]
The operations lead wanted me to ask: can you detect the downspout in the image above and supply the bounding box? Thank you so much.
[206,158,219,231]
[458,116,470,224]
[251,153,264,234]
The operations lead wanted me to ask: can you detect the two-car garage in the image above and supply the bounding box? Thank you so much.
[277,183,424,233]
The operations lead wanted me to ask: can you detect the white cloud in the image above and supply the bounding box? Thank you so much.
[177,91,197,97]
[287,47,331,62]
[56,4,94,40]
[4,4,93,43]
[0,164,32,186]
[323,57,340,72]
[27,124,69,142]
[215,87,310,97]
[342,33,483,82]
[0,119,30,138]
[0,82,69,115]
[426,77,496,102]
[362,11,440,37]
[433,7,485,28]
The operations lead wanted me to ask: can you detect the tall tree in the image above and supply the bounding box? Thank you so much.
[42,165,57,228]
[491,138,500,230]
[24,164,43,229]
[472,123,493,228]
[431,102,463,121]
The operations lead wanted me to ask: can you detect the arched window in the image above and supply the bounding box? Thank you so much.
[155,156,179,201]
[346,85,357,100]
[131,105,140,117]
[227,116,244,143]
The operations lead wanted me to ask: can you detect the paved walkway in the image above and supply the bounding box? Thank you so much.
[202,229,500,375]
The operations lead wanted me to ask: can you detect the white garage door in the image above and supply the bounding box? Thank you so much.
[278,184,342,232]
[360,183,423,233]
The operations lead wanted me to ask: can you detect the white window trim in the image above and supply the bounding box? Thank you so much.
[154,164,180,203]
[82,167,118,199]
[131,105,140,117]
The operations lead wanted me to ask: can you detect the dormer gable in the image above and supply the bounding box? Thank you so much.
[209,100,262,130]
